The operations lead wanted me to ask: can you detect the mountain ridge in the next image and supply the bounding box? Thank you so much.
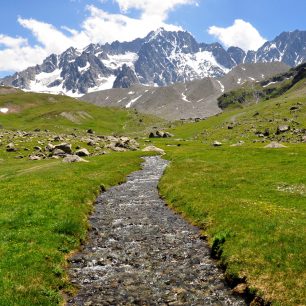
[81,62,289,120]
[1,28,306,97]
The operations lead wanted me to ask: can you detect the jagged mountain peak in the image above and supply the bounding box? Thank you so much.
[1,29,306,97]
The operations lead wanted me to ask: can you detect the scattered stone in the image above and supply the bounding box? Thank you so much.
[213,141,222,147]
[6,143,17,152]
[142,145,165,155]
[45,143,55,151]
[149,131,173,138]
[29,155,42,160]
[87,140,96,147]
[14,155,24,159]
[263,128,270,136]
[232,283,248,296]
[53,135,63,142]
[276,125,290,134]
[75,148,90,157]
[52,149,67,156]
[87,129,95,134]
[34,146,42,151]
[149,132,155,138]
[264,142,287,148]
[54,143,72,154]
[63,155,88,163]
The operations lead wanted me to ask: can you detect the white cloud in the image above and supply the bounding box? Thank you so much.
[208,19,266,52]
[0,1,197,73]
[115,0,197,19]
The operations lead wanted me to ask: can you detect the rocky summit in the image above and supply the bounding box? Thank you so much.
[1,29,306,97]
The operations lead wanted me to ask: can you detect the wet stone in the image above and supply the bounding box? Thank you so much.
[67,156,245,306]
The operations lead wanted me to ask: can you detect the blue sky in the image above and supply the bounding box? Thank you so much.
[0,0,305,76]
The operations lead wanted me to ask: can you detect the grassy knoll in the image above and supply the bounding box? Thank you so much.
[0,91,165,135]
[0,151,148,305]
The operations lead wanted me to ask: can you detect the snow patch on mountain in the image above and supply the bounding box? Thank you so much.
[126,95,142,108]
[102,52,138,70]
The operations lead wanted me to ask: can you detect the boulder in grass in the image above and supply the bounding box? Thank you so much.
[63,155,88,163]
[45,143,55,152]
[75,148,90,157]
[29,155,42,161]
[6,143,17,152]
[52,149,67,156]
[276,125,290,134]
[212,141,222,147]
[142,145,165,155]
[264,142,287,148]
[54,143,72,154]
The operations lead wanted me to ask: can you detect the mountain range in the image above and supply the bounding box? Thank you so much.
[1,29,306,97]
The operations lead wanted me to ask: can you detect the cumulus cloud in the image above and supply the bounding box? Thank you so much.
[116,0,197,19]
[208,19,266,52]
[0,1,197,73]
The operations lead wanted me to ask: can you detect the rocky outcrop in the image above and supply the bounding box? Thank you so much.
[0,129,140,161]
[113,64,140,88]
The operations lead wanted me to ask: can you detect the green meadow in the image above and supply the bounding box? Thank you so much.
[0,75,305,305]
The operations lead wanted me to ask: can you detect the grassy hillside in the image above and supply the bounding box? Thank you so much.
[169,78,306,145]
[0,90,161,305]
[218,63,306,110]
[0,91,165,135]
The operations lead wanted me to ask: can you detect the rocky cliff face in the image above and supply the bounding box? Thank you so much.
[1,29,306,96]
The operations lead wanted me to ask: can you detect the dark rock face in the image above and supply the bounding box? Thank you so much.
[1,29,306,95]
[67,156,245,305]
[228,46,246,65]
[249,30,306,67]
[113,64,140,88]
[200,42,237,69]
